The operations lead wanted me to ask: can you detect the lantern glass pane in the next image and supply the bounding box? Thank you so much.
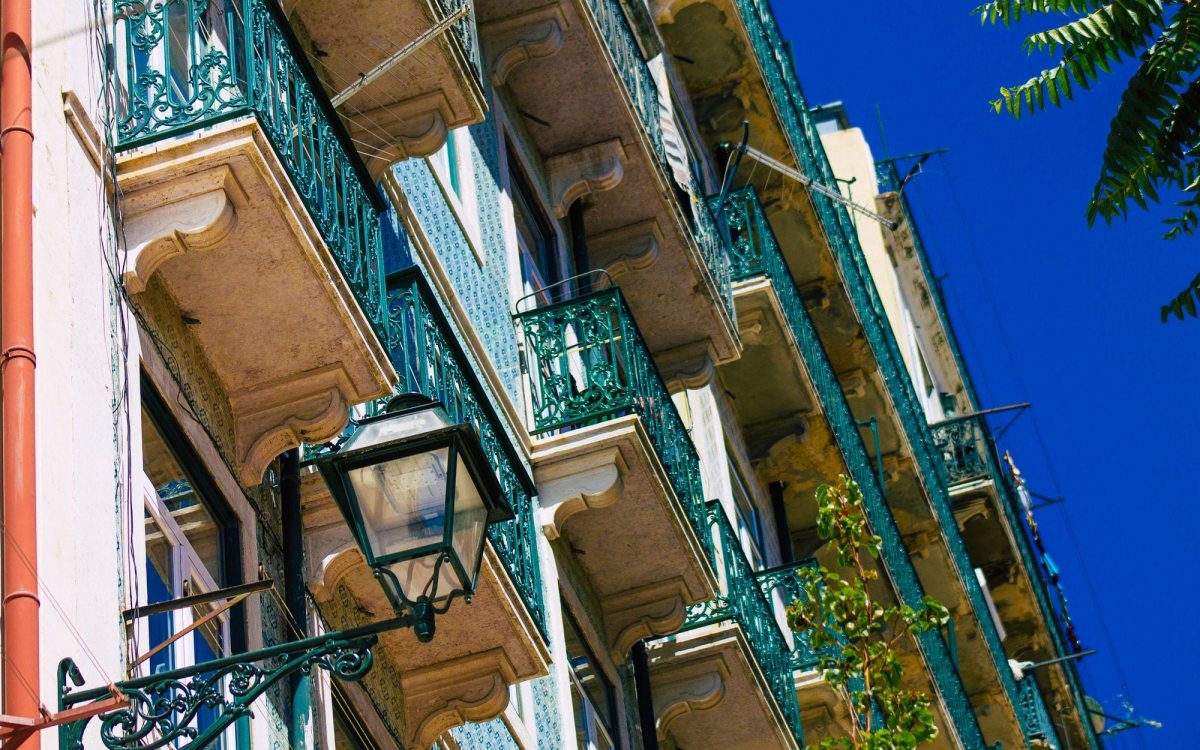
[345,447,450,563]
[450,452,489,586]
[386,551,464,604]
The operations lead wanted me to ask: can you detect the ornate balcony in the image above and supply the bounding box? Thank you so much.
[301,269,549,748]
[477,0,739,367]
[881,151,1094,750]
[112,0,395,484]
[516,287,717,658]
[647,502,802,750]
[712,186,847,535]
[285,0,487,173]
[932,416,1096,750]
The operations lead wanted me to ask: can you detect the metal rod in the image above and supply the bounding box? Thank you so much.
[331,6,469,107]
[282,448,311,750]
[874,148,951,166]
[128,590,255,670]
[741,145,900,230]
[63,614,413,707]
[1023,650,1096,671]
[928,402,1032,428]
[122,579,274,620]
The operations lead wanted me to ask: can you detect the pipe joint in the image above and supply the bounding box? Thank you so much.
[3,588,42,607]
[0,124,35,145]
[2,345,37,367]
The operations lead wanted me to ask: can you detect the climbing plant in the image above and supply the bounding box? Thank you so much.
[976,1,1200,322]
[788,476,949,750]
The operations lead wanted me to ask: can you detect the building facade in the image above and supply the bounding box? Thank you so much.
[10,0,1104,749]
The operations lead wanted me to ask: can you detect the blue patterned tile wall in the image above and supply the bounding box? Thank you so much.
[449,717,521,749]
[532,674,563,750]
[390,105,522,408]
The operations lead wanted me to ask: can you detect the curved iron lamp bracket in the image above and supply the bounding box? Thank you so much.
[57,614,413,750]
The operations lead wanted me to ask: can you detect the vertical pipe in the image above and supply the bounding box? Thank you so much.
[768,481,793,564]
[281,449,310,750]
[2,0,39,746]
[630,641,659,750]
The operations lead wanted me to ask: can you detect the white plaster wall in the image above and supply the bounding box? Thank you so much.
[30,1,127,738]
[819,127,915,377]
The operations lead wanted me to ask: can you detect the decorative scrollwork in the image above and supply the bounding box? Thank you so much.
[515,287,714,565]
[64,637,374,750]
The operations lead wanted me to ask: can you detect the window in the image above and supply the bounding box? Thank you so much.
[430,128,483,260]
[730,458,765,570]
[562,601,617,750]
[135,374,243,746]
[509,144,563,304]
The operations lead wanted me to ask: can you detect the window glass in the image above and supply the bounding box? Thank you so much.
[562,601,617,749]
[730,458,765,570]
[509,145,562,303]
[142,409,225,586]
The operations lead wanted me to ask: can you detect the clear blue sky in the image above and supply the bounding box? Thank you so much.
[776,5,1190,748]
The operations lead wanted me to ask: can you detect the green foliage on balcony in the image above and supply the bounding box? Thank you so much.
[112,0,388,341]
[514,287,712,564]
[727,4,1092,746]
[714,182,990,747]
[383,268,547,637]
[683,501,805,743]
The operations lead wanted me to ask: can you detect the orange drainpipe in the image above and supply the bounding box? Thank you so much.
[2,0,40,745]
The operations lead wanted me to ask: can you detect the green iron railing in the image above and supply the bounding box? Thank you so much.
[113,0,388,341]
[879,159,1096,750]
[714,183,990,748]
[930,416,991,485]
[514,286,713,564]
[582,0,666,167]
[755,558,823,672]
[730,3,1069,745]
[683,502,804,743]
[384,268,546,637]
[436,0,483,83]
[580,0,735,324]
[1017,676,1061,750]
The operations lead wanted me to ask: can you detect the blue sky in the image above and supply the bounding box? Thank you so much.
[777,5,1191,748]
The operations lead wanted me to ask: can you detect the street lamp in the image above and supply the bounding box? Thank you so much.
[317,394,513,642]
[55,395,514,750]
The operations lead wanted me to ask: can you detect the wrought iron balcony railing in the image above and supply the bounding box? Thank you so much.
[582,0,734,323]
[1017,676,1062,750]
[383,268,546,636]
[930,416,991,486]
[684,502,804,742]
[583,0,666,167]
[713,183,991,746]
[755,558,823,672]
[112,0,388,340]
[514,286,712,563]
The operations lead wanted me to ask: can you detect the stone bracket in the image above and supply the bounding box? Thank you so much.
[122,166,247,294]
[482,3,569,86]
[604,580,690,659]
[546,139,626,217]
[230,364,355,485]
[590,219,663,279]
[537,446,627,540]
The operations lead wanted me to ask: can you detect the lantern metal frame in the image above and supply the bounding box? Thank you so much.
[54,396,512,750]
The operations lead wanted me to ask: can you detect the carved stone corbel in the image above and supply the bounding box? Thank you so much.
[481,3,569,86]
[230,364,355,485]
[546,139,626,217]
[605,581,690,659]
[654,660,727,735]
[537,447,627,540]
[121,165,247,294]
[589,219,663,279]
